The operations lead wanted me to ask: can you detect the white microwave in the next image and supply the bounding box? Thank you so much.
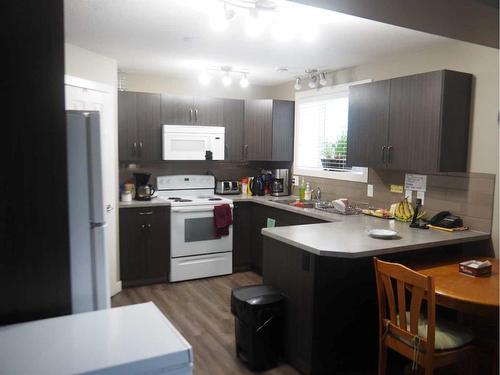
[162,125,225,160]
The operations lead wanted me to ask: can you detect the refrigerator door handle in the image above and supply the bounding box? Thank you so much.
[90,222,107,229]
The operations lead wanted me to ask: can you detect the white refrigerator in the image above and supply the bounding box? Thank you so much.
[66,110,110,313]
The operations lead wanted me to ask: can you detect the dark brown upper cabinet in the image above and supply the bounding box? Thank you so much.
[347,80,390,170]
[347,70,472,173]
[244,99,295,161]
[223,98,245,161]
[118,91,161,161]
[160,94,223,126]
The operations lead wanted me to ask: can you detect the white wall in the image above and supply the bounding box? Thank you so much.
[123,71,274,99]
[64,43,122,296]
[270,40,499,255]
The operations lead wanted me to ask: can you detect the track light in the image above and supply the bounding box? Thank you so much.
[319,72,327,86]
[239,74,249,88]
[222,72,232,87]
[308,75,318,89]
[294,77,302,90]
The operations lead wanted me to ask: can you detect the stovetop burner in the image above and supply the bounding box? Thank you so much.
[167,197,192,202]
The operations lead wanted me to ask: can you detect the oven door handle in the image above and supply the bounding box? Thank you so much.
[171,204,234,213]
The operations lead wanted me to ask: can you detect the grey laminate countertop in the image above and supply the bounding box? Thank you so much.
[261,217,490,258]
[118,194,490,258]
[119,197,171,209]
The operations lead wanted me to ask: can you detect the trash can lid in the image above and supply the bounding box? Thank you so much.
[231,285,283,306]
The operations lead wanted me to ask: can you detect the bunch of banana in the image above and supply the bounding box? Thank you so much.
[391,198,426,222]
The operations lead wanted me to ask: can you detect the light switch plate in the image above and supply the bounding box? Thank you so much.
[367,184,373,197]
[292,176,299,186]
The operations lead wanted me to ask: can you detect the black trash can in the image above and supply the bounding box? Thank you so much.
[231,285,284,371]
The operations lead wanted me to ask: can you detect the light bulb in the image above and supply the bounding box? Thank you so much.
[239,74,249,88]
[222,73,232,87]
[199,71,212,86]
[294,77,302,90]
[319,72,327,86]
[308,75,318,89]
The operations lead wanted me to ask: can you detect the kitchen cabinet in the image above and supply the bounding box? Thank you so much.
[160,94,223,126]
[232,202,252,271]
[119,206,170,287]
[347,80,390,169]
[223,99,245,161]
[347,70,472,172]
[244,99,295,161]
[118,91,161,161]
[250,205,326,274]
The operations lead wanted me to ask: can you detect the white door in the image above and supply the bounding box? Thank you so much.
[65,77,121,297]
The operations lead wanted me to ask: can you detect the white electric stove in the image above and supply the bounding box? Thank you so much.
[157,175,233,282]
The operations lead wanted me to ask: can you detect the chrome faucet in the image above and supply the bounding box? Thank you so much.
[312,187,322,202]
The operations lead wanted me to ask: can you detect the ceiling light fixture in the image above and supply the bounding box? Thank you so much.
[294,77,302,90]
[208,1,319,43]
[319,72,327,86]
[308,75,318,89]
[239,73,249,88]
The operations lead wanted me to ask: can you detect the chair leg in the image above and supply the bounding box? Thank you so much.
[378,343,387,375]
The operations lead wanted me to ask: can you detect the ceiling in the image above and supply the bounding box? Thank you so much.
[64,0,451,85]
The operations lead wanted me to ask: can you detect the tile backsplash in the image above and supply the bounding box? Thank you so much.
[293,169,496,234]
[119,160,291,187]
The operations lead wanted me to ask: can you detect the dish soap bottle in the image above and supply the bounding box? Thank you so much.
[299,177,306,202]
[304,182,312,201]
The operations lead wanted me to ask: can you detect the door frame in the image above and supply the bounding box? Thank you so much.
[64,74,122,297]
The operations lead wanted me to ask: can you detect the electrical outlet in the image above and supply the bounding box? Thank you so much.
[292,176,299,186]
[367,184,373,197]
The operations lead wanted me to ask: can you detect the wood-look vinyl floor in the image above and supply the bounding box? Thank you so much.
[112,272,300,375]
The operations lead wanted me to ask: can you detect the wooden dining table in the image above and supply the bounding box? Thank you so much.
[412,258,499,318]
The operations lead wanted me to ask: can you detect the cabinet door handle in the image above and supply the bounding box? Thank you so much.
[138,141,143,158]
[387,145,393,164]
[141,224,146,229]
[381,146,386,164]
[147,223,152,228]
[133,142,137,156]
[139,211,153,216]
[195,108,198,122]
[189,108,193,122]
[244,144,248,159]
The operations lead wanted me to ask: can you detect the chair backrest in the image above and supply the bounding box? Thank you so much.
[373,257,436,355]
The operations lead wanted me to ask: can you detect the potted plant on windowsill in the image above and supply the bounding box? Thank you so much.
[320,134,348,170]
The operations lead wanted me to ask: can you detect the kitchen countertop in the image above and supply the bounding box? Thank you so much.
[119,197,171,208]
[118,193,490,258]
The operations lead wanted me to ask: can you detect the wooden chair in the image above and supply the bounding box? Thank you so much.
[373,258,477,375]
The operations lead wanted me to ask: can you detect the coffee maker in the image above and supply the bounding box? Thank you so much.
[134,173,155,201]
[271,169,289,196]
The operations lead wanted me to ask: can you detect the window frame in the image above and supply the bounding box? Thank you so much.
[293,80,371,183]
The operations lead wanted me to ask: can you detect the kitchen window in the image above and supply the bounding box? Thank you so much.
[293,81,370,183]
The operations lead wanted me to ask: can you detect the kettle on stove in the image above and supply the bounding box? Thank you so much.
[249,174,266,196]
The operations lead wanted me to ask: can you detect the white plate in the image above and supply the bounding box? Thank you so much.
[368,229,398,239]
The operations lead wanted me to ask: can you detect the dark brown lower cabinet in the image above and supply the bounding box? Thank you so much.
[250,205,326,274]
[233,202,252,271]
[119,206,170,287]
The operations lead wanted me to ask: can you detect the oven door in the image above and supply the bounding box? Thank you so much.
[171,205,233,257]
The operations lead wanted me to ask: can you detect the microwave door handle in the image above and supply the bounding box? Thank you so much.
[171,204,234,213]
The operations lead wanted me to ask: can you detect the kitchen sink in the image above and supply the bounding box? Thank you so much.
[269,199,317,209]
